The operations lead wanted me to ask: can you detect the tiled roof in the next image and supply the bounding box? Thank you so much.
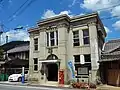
[100,39,120,62]
[7,44,29,53]
[103,39,120,53]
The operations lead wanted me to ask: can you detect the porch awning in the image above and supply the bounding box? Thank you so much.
[4,58,29,65]
[98,58,120,63]
[39,59,60,63]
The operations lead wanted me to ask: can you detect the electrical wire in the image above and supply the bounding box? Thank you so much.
[8,0,30,22]
[8,0,37,23]
[95,3,120,11]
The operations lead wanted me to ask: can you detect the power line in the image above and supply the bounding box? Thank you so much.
[8,0,30,22]
[8,0,38,23]
[95,3,120,11]
[101,15,119,20]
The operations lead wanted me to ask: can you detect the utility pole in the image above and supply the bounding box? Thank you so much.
[6,35,8,43]
[0,24,3,46]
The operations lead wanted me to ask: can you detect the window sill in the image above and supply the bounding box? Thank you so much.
[33,71,39,73]
[46,46,58,48]
[73,44,90,48]
[74,62,91,64]
[33,50,39,53]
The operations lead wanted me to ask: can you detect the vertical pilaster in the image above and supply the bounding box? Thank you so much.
[88,22,99,83]
[29,34,34,81]
[58,23,68,83]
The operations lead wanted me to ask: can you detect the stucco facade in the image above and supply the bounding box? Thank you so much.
[28,12,106,85]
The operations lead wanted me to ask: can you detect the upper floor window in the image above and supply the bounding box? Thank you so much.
[83,29,90,45]
[34,38,38,51]
[73,30,79,46]
[33,58,38,71]
[46,31,58,47]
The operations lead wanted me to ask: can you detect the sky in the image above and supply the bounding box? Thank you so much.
[0,0,120,44]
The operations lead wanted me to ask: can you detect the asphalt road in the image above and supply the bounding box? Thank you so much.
[0,84,74,90]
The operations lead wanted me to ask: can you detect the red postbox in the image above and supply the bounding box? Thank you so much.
[58,69,64,84]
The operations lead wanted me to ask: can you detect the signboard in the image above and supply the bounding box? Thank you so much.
[78,67,88,75]
[68,61,75,78]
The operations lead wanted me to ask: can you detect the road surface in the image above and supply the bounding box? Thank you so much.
[0,84,74,90]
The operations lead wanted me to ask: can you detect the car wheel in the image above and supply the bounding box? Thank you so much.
[18,77,22,82]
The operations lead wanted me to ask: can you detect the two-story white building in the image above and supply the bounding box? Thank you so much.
[28,12,106,85]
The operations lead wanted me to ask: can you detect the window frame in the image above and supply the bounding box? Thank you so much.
[73,30,80,46]
[83,29,90,45]
[34,38,38,51]
[46,30,58,47]
[74,54,91,76]
[33,58,38,71]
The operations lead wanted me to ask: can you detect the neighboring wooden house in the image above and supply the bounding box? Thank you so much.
[0,41,29,75]
[0,41,28,66]
[99,39,120,86]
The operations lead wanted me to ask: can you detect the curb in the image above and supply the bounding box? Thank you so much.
[0,82,74,89]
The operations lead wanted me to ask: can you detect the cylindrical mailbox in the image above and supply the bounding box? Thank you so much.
[58,69,64,84]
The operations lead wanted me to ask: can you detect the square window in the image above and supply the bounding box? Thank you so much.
[74,55,80,62]
[84,54,91,62]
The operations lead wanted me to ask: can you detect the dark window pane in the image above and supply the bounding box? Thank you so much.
[46,32,49,46]
[83,37,90,44]
[83,29,89,36]
[34,38,38,44]
[34,65,38,71]
[73,39,79,46]
[74,39,79,43]
[74,55,80,62]
[34,45,38,50]
[34,58,38,64]
[73,31,79,35]
[34,38,38,50]
[83,29,90,45]
[84,54,91,62]
[50,31,54,38]
[74,64,80,71]
[56,31,58,45]
[51,40,54,46]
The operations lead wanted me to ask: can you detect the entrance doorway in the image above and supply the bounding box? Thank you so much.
[47,63,58,81]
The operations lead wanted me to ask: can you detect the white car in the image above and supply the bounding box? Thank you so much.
[8,71,28,82]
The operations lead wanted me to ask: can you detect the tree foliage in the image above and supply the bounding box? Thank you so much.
[0,47,4,60]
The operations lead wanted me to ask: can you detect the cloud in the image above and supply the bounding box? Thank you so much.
[112,20,120,30]
[79,13,85,16]
[111,6,120,17]
[1,29,29,45]
[41,10,56,19]
[81,0,120,11]
[104,26,112,33]
[41,10,72,19]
